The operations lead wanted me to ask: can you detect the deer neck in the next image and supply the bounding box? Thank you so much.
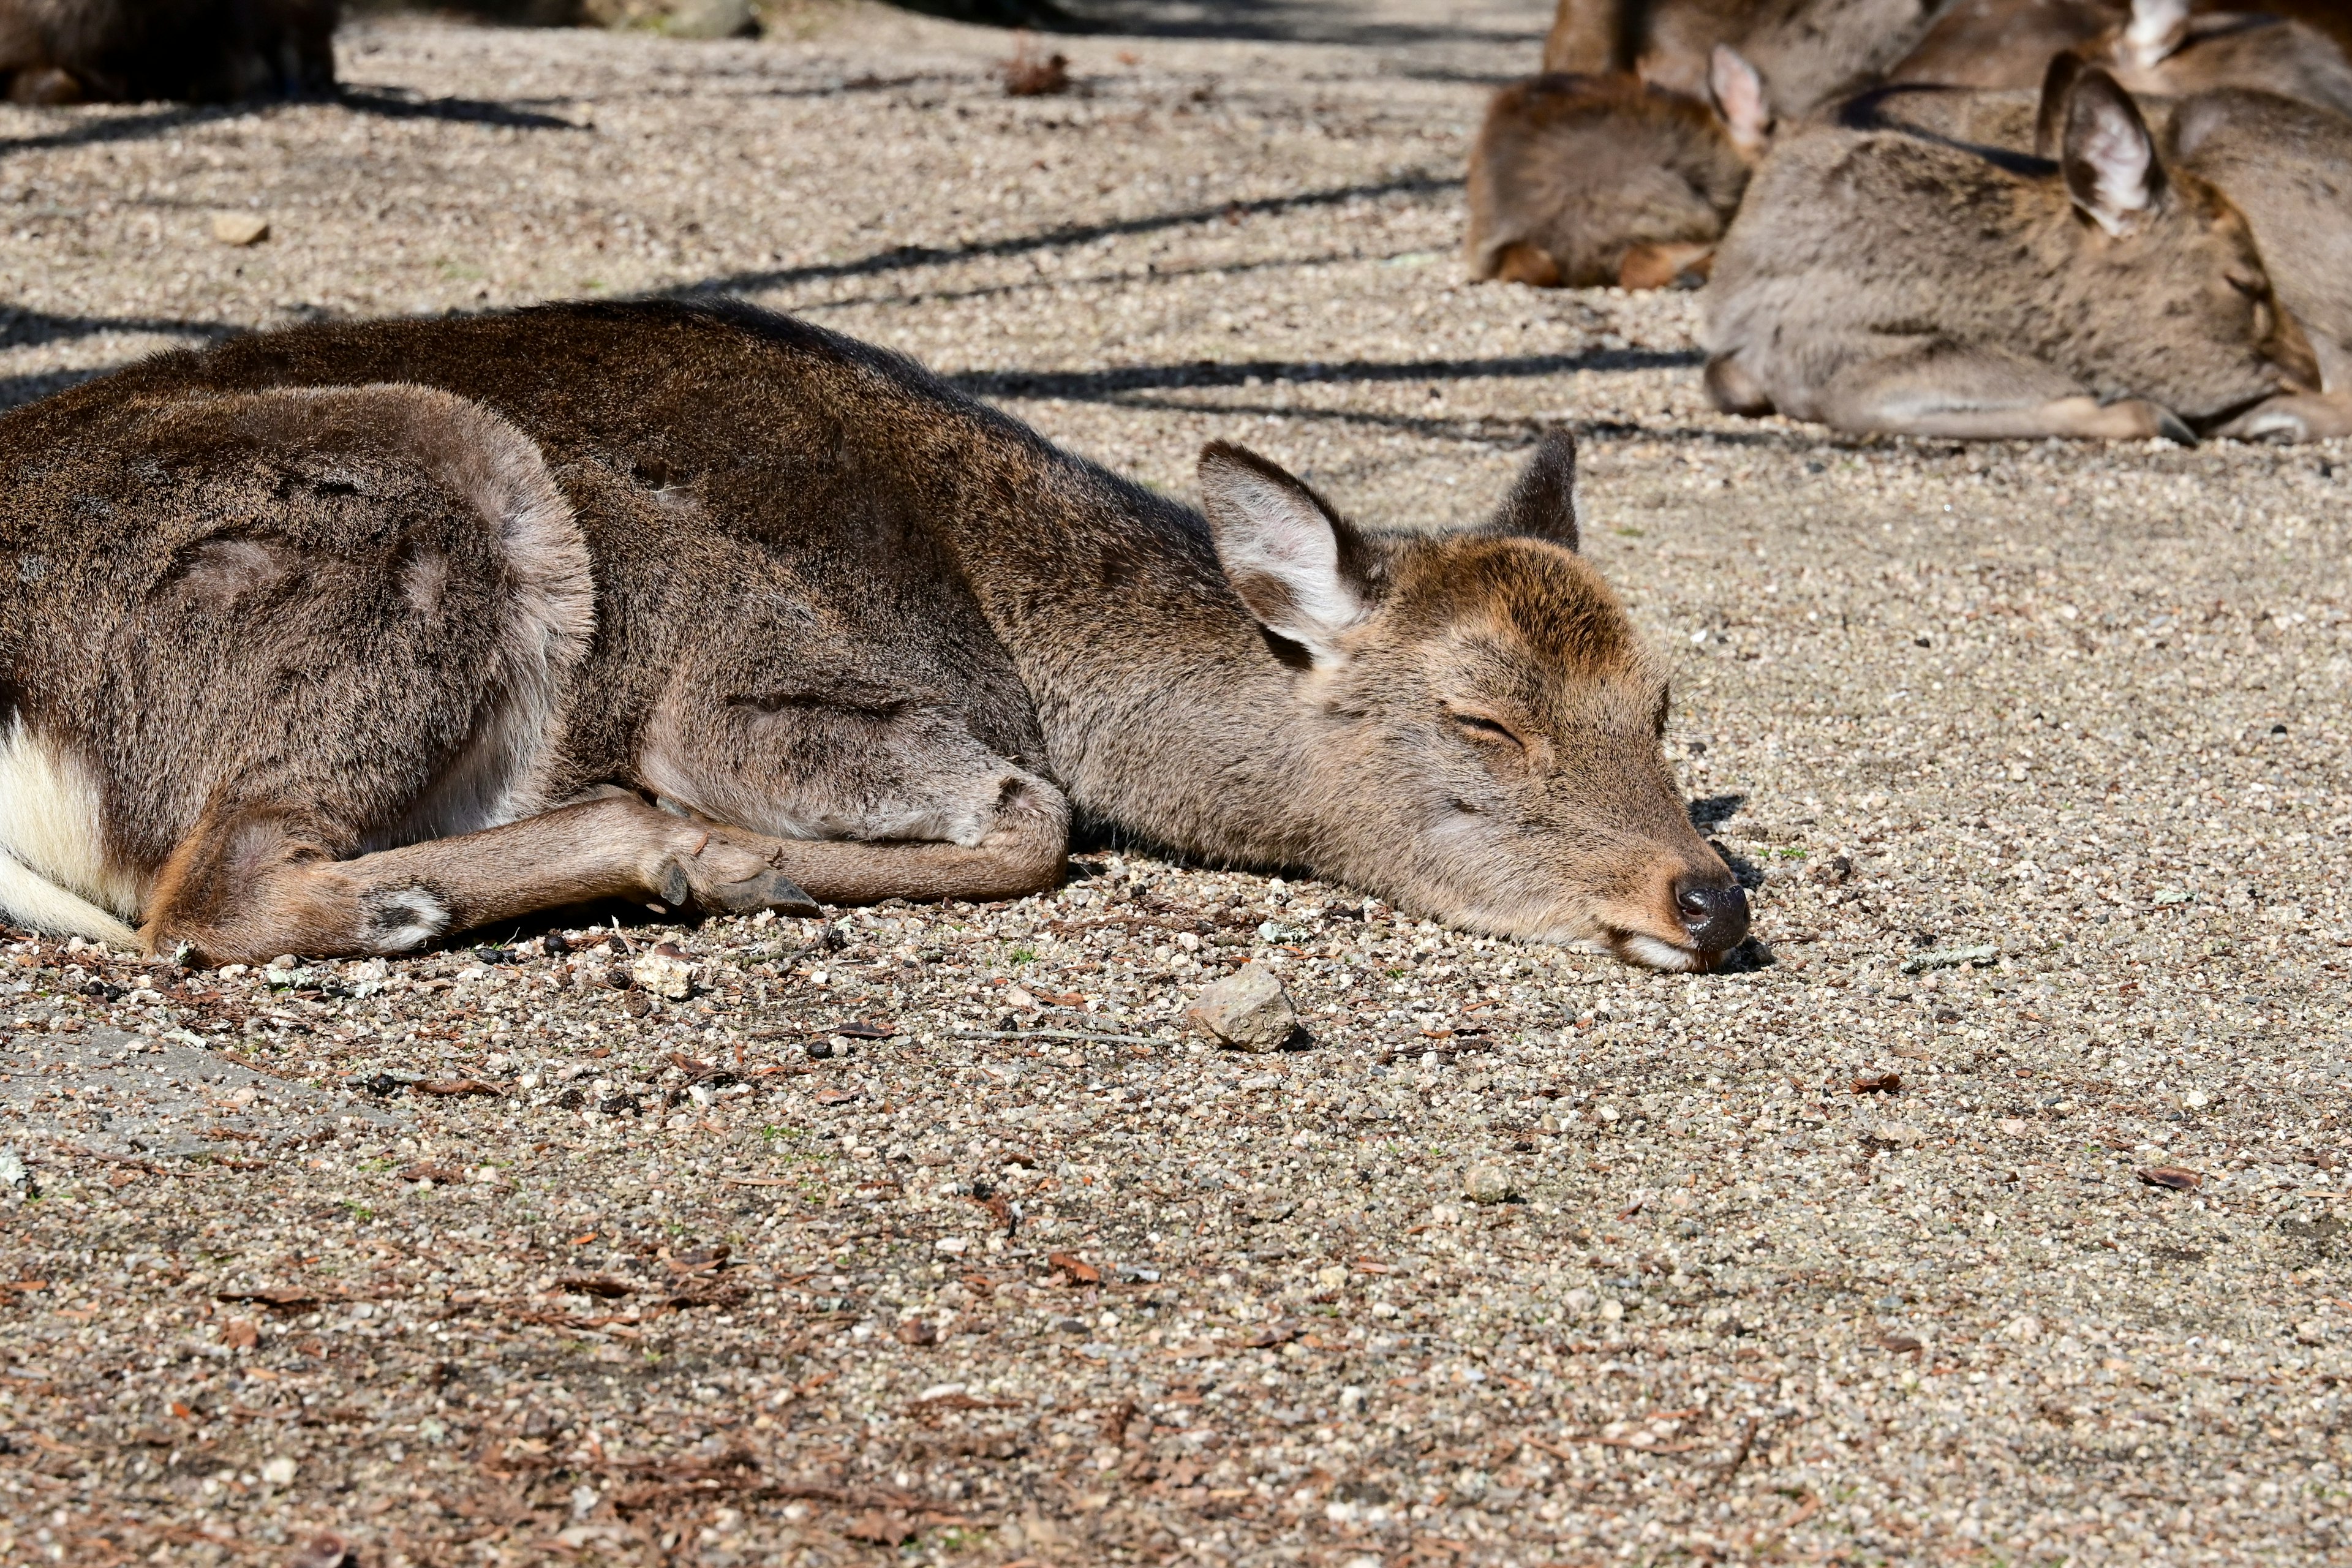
[939,453,1328,867]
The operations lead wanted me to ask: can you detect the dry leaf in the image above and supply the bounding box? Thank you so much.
[399,1163,464,1183]
[557,1276,635,1298]
[1045,1252,1101,1284]
[1850,1071,1902,1095]
[221,1318,258,1350]
[2136,1165,2203,1191]
[895,1317,939,1346]
[1246,1322,1304,1349]
[842,1509,921,1544]
[415,1079,502,1097]
[1878,1333,1923,1354]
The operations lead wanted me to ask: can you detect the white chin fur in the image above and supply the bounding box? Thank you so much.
[1618,933,1705,971]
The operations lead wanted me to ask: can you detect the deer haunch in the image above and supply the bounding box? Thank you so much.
[0,300,1745,970]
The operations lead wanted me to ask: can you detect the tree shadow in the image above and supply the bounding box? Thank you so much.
[0,307,238,351]
[660,173,1456,300]
[949,347,1702,404]
[336,85,589,130]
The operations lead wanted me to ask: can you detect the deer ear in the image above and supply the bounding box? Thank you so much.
[1708,45,1771,157]
[1487,427,1580,550]
[2033,50,2085,160]
[1198,442,1373,662]
[2119,0,2190,69]
[2060,67,2164,235]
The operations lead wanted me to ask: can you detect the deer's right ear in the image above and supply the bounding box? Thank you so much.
[2059,66,2164,236]
[1199,442,1374,663]
[1487,426,1579,550]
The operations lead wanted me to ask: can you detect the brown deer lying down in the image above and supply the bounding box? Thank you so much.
[1703,61,2320,440]
[0,0,336,105]
[1472,0,1943,290]
[1544,0,1945,119]
[1465,50,1769,289]
[0,302,1749,971]
[1889,0,2352,117]
[2163,87,2352,438]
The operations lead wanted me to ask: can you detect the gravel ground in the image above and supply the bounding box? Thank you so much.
[2,5,2350,1566]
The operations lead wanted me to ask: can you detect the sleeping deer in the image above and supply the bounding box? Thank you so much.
[1473,0,1943,289]
[1703,60,2319,439]
[0,301,1749,972]
[1544,0,1945,118]
[0,0,337,104]
[1889,0,2352,117]
[1466,48,1771,289]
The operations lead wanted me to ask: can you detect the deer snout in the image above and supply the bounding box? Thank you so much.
[1672,872,1750,955]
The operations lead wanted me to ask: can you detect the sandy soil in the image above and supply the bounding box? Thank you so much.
[0,4,2348,1565]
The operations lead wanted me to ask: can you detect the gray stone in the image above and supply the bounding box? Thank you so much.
[1463,1161,1513,1204]
[1187,962,1299,1052]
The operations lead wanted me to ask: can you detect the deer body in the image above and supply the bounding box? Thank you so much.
[1703,65,2318,439]
[2165,87,2352,436]
[1890,0,2352,118]
[0,303,1744,970]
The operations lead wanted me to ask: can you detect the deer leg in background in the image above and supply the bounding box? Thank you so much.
[1817,341,2197,442]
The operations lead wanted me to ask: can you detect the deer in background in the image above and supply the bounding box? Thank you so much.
[1890,0,2352,116]
[1472,0,1945,289]
[0,302,1749,971]
[0,0,337,104]
[1703,59,2320,439]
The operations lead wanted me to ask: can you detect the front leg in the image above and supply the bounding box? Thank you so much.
[1817,343,2196,442]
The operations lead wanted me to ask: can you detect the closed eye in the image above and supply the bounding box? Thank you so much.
[1449,710,1525,751]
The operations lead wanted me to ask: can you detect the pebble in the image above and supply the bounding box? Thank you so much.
[630,946,695,1000]
[211,213,270,246]
[1462,1161,1513,1204]
[1186,961,1298,1052]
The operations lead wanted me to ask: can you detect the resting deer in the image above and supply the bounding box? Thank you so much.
[1471,0,1942,290]
[0,302,1749,971]
[1703,60,2320,439]
[1466,47,1771,289]
[1543,0,1944,117]
[0,0,336,104]
[1890,0,2352,118]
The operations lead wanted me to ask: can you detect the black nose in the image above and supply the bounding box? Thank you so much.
[1674,875,1750,954]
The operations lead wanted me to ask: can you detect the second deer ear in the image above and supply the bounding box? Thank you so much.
[2119,0,2190,70]
[1487,427,1580,550]
[1199,442,1374,663]
[1708,45,1771,158]
[2060,67,2164,235]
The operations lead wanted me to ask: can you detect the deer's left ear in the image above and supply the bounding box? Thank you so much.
[1486,427,1579,551]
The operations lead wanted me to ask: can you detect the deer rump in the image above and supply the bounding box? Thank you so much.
[0,301,1749,971]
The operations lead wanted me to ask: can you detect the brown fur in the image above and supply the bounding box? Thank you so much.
[1703,64,2318,439]
[1465,72,1756,287]
[1891,0,2352,118]
[1543,0,1947,116]
[0,0,336,104]
[2167,87,2352,436]
[0,303,1744,970]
